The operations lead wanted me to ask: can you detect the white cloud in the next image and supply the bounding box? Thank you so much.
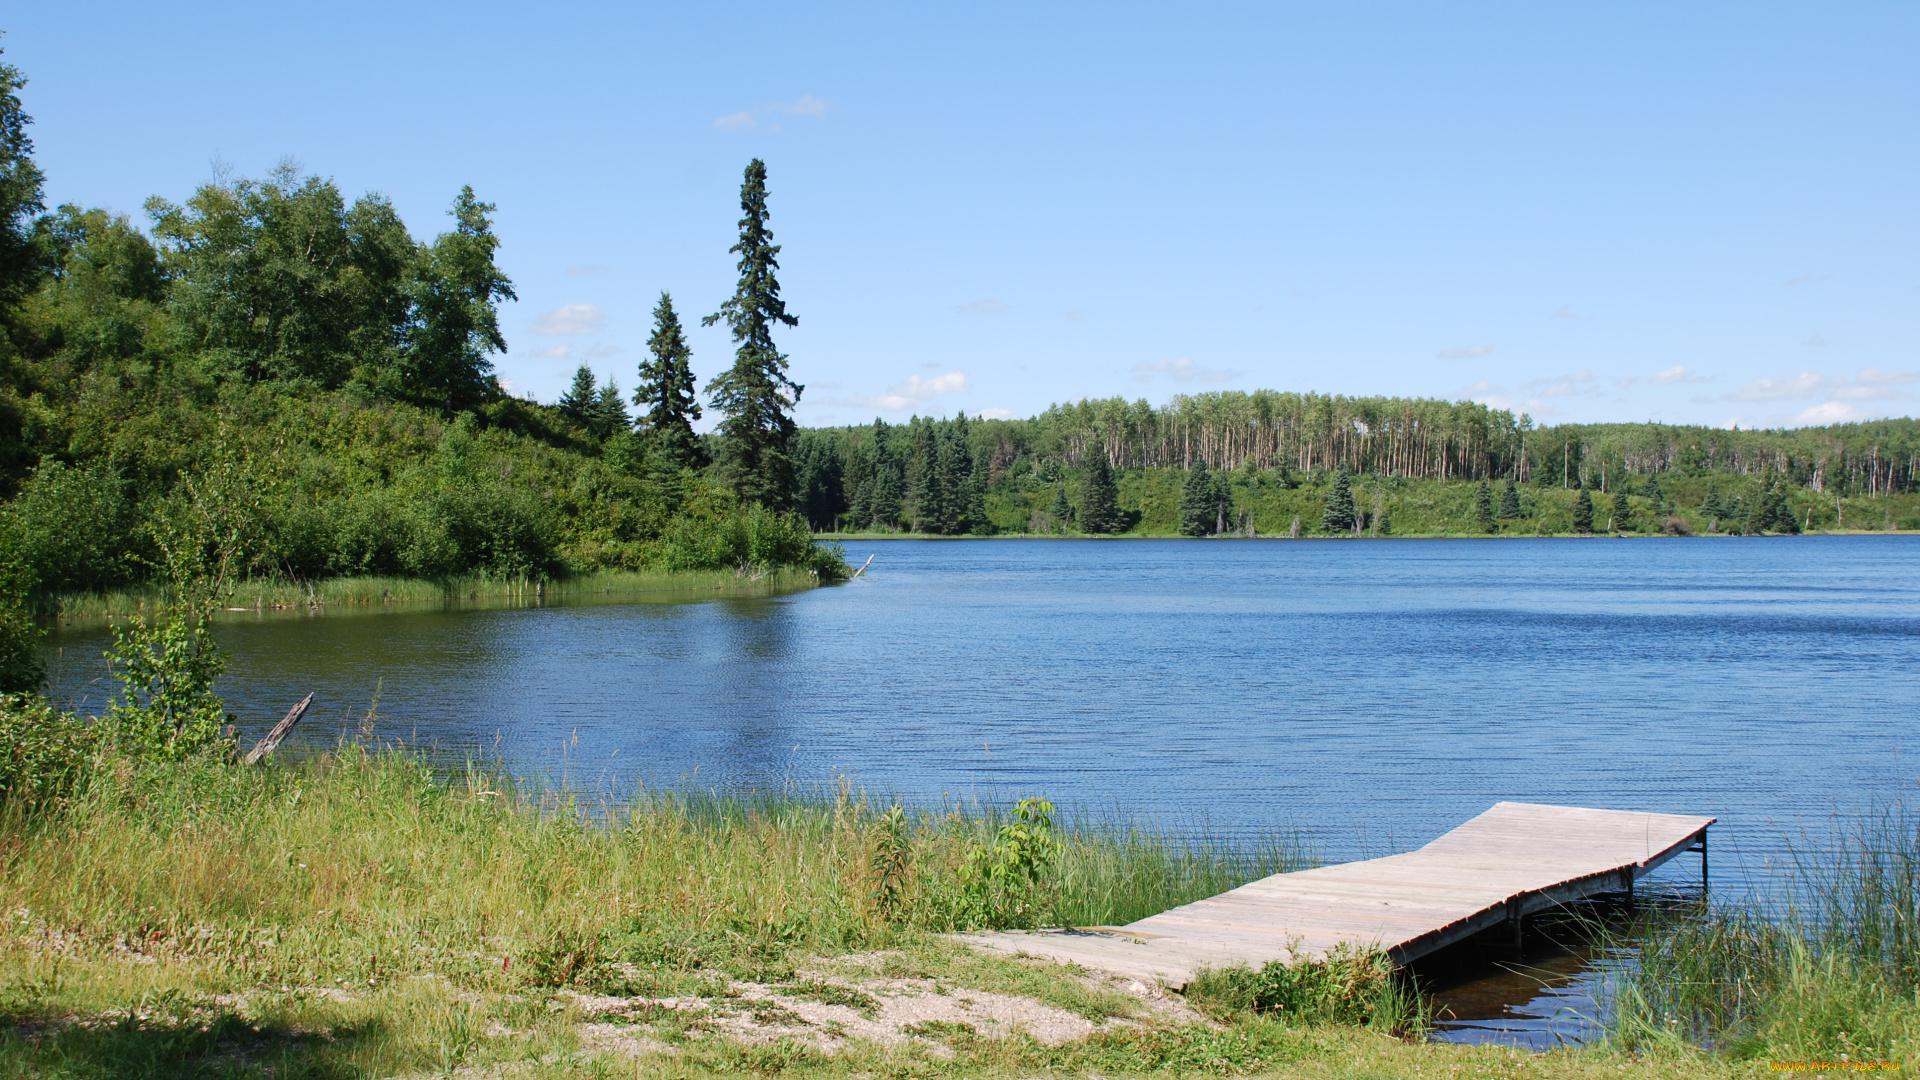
[532,342,621,362]
[1457,379,1502,396]
[532,303,607,336]
[1650,365,1704,387]
[713,111,755,131]
[1790,401,1874,425]
[498,377,517,395]
[1803,332,1833,347]
[844,371,969,411]
[536,345,571,360]
[771,94,827,115]
[976,408,1015,420]
[1617,376,1638,388]
[1520,370,1597,398]
[1551,305,1575,319]
[956,297,1009,315]
[1062,309,1086,322]
[1728,372,1830,402]
[566,264,612,277]
[1437,344,1494,360]
[1829,367,1918,401]
[1129,357,1240,384]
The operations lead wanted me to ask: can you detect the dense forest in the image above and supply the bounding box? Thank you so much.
[0,51,838,609]
[0,41,1915,621]
[794,399,1920,538]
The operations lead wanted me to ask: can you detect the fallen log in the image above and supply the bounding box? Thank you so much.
[243,693,315,765]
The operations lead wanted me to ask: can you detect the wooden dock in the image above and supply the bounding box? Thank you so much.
[958,802,1713,987]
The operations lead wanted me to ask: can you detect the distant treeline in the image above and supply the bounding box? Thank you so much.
[792,398,1920,536]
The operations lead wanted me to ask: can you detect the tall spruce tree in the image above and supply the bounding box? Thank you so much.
[558,365,598,427]
[1321,469,1356,534]
[1702,484,1727,526]
[911,420,941,532]
[591,377,629,440]
[703,159,801,509]
[1497,478,1522,520]
[1610,489,1632,533]
[1643,472,1665,509]
[635,291,704,469]
[1179,459,1214,536]
[1473,479,1496,532]
[1079,447,1123,534]
[1572,487,1595,533]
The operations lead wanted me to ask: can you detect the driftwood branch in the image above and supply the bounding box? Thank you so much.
[244,693,315,765]
[849,554,875,580]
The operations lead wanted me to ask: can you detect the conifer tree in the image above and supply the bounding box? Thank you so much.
[937,420,972,534]
[1179,459,1214,536]
[1321,469,1356,534]
[1643,472,1664,509]
[1572,487,1595,533]
[1497,479,1522,520]
[1611,489,1632,533]
[1212,471,1232,535]
[1079,447,1123,534]
[635,291,704,469]
[911,420,942,533]
[1048,484,1072,532]
[704,159,801,509]
[1473,479,1495,532]
[1702,483,1726,521]
[557,365,598,427]
[591,377,629,440]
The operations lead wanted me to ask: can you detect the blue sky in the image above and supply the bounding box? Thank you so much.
[10,2,1917,429]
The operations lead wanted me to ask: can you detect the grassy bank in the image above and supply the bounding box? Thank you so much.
[0,745,1843,1079]
[38,567,831,622]
[1605,809,1920,1067]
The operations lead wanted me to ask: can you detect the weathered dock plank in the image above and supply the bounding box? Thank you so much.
[957,802,1712,986]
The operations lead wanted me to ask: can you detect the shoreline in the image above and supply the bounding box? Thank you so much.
[38,566,830,623]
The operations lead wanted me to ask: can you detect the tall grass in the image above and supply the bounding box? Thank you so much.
[0,747,1301,1004]
[1607,807,1920,1063]
[40,566,825,621]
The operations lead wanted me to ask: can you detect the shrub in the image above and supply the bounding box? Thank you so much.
[0,694,96,807]
[6,457,141,593]
[1186,944,1409,1029]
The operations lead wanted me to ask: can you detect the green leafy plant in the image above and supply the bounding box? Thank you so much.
[958,796,1060,929]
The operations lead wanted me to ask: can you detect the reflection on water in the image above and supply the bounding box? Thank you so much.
[42,537,1920,1045]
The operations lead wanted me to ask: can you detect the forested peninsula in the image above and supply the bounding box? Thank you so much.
[2,43,1916,627]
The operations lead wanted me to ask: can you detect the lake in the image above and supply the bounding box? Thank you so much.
[45,536,1920,1046]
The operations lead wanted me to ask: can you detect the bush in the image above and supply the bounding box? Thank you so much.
[1186,944,1409,1029]
[0,694,96,807]
[661,505,845,578]
[6,458,141,593]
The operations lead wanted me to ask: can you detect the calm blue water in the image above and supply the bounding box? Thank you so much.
[48,536,1920,883]
[45,535,1920,1046]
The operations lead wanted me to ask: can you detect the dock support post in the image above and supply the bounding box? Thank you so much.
[1506,898,1524,956]
[1699,829,1709,891]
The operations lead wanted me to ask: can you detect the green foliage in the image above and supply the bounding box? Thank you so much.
[556,364,598,428]
[0,43,47,309]
[104,603,231,761]
[1611,489,1633,532]
[635,291,704,470]
[1078,447,1123,534]
[957,797,1061,930]
[1473,479,1495,532]
[1179,458,1214,537]
[1186,944,1411,1030]
[1320,469,1355,534]
[1572,486,1595,533]
[660,504,845,579]
[399,186,516,412]
[869,803,912,924]
[0,521,42,692]
[1497,478,1522,519]
[6,457,140,592]
[0,693,91,806]
[704,159,801,510]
